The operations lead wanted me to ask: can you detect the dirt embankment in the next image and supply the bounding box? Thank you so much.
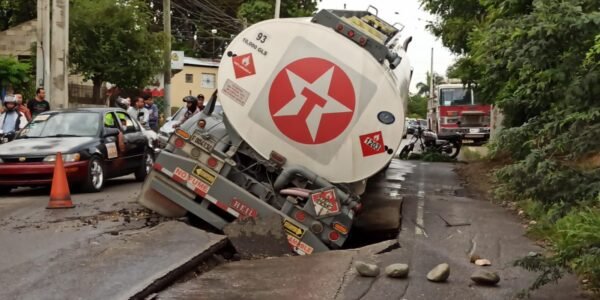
[455,159,508,202]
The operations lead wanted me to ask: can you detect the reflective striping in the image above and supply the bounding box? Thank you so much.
[156,164,240,218]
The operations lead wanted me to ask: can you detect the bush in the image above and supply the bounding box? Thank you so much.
[516,207,600,295]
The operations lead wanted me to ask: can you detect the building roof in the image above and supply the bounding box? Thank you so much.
[184,57,220,68]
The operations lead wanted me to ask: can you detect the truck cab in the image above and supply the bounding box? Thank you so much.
[428,83,491,144]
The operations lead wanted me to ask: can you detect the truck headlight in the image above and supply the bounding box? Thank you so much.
[43,153,81,162]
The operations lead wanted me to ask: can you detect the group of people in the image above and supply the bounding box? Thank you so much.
[1,87,207,139]
[0,88,50,137]
[115,93,205,131]
[115,94,159,131]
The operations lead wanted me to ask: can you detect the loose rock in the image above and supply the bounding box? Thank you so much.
[475,259,492,266]
[469,254,481,263]
[471,270,500,285]
[355,261,380,277]
[427,263,450,282]
[385,263,409,278]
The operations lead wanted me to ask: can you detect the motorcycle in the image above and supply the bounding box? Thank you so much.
[399,126,462,159]
[0,131,16,144]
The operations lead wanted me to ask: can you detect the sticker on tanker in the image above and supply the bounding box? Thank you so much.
[247,36,377,166]
[268,57,355,144]
[359,131,386,157]
[232,53,256,79]
[310,189,340,217]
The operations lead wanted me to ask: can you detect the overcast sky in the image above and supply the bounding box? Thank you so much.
[317,0,456,93]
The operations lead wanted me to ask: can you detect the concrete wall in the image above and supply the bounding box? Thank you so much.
[0,20,37,57]
[171,65,218,108]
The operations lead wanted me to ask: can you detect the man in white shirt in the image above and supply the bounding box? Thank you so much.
[128,96,149,126]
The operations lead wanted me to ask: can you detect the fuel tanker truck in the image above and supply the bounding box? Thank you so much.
[138,8,412,255]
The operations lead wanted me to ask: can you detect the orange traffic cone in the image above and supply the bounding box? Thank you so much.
[47,152,75,209]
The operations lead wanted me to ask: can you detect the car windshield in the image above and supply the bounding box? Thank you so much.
[19,112,100,138]
[419,120,427,127]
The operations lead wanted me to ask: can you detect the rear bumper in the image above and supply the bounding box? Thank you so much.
[0,161,89,186]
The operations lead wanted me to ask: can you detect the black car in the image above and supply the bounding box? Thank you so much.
[0,108,154,194]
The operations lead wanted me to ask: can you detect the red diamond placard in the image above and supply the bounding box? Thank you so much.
[359,131,385,157]
[232,53,256,79]
[310,189,340,217]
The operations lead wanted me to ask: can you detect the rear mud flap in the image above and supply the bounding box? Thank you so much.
[223,215,291,259]
[138,171,187,218]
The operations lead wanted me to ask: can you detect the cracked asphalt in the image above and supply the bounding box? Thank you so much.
[159,160,588,300]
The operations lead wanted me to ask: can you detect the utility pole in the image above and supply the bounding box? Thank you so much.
[50,0,69,109]
[429,47,434,98]
[36,0,51,97]
[274,0,281,18]
[163,0,171,117]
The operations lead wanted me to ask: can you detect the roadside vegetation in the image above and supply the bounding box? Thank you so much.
[421,0,600,295]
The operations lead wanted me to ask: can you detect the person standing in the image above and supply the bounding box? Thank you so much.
[143,94,159,131]
[14,94,32,122]
[128,96,150,127]
[196,94,205,111]
[0,96,28,139]
[27,88,50,119]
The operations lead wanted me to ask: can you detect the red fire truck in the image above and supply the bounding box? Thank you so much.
[427,83,491,144]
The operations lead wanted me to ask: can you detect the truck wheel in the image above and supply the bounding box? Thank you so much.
[135,151,154,182]
[82,157,105,193]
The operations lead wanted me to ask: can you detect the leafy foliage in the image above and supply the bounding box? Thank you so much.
[237,0,317,25]
[407,94,427,119]
[70,0,165,101]
[0,0,36,31]
[422,0,600,295]
[0,56,31,94]
[415,72,444,97]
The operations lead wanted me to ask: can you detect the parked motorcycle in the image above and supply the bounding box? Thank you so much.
[399,126,462,159]
[0,131,16,144]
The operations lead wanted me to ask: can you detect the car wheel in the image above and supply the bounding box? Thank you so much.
[135,151,154,182]
[82,157,105,193]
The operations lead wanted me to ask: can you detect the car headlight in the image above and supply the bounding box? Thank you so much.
[43,153,81,162]
[0,158,3,163]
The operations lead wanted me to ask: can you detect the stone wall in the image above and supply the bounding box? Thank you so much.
[0,20,37,57]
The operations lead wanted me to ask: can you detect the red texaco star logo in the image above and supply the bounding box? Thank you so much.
[268,57,356,144]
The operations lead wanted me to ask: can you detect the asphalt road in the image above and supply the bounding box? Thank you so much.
[161,159,587,300]
[0,176,145,272]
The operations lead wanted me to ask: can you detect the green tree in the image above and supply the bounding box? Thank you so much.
[0,0,36,31]
[237,0,317,25]
[415,72,444,97]
[70,0,164,102]
[407,94,428,119]
[423,0,600,294]
[419,0,486,54]
[0,56,31,96]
